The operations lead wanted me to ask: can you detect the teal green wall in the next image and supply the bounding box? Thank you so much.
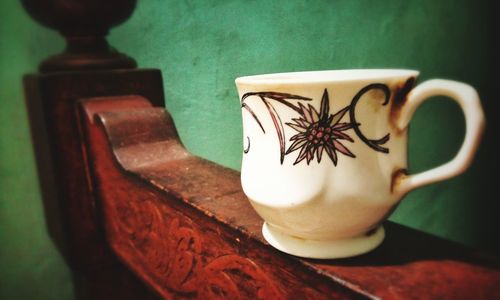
[1,0,496,299]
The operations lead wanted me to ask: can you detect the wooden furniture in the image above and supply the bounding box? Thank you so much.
[22,1,500,299]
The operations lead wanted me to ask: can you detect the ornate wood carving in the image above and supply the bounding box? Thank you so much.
[112,199,283,299]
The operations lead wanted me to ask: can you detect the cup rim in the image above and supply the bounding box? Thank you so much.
[235,69,420,85]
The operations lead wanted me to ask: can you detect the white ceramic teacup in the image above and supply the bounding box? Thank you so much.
[236,69,485,259]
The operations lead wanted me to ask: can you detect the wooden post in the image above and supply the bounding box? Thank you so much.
[22,1,161,298]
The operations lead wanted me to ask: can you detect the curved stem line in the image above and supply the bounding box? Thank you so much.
[241,92,311,114]
[260,96,286,164]
[241,103,265,133]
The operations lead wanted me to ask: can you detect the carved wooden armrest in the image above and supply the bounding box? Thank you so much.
[77,95,500,299]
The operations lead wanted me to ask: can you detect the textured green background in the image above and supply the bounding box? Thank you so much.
[1,0,497,299]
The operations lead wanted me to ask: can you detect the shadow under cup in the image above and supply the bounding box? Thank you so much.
[236,69,484,259]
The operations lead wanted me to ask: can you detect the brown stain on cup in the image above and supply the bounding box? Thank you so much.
[390,168,408,193]
[389,77,416,133]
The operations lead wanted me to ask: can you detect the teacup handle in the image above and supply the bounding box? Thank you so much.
[395,79,485,196]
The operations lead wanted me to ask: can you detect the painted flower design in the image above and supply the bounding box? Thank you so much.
[285,89,355,165]
[241,84,391,166]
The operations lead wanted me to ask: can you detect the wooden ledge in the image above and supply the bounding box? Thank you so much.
[78,96,500,299]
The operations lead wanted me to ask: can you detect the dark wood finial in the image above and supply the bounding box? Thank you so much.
[21,0,138,72]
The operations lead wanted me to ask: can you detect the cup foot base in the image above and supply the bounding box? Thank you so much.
[262,223,385,259]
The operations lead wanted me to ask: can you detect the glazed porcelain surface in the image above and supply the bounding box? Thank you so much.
[236,69,485,259]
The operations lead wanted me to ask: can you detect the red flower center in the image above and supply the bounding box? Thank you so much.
[307,125,333,144]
